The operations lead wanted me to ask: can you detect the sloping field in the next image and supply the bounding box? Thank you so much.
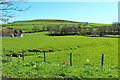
[2,19,112,28]
[1,19,118,78]
[2,32,118,78]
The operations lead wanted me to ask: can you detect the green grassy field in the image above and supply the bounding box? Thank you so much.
[1,19,118,78]
[2,19,112,33]
[2,31,118,78]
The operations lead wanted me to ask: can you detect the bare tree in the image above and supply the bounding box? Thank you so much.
[0,0,31,22]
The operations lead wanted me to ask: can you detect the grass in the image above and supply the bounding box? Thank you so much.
[2,59,118,78]
[2,31,118,78]
[2,32,118,53]
[2,19,112,33]
[1,19,118,78]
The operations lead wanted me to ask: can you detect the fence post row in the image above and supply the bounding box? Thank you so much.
[3,48,105,66]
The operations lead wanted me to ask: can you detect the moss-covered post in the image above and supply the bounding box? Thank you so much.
[10,55,12,61]
[22,50,24,61]
[3,48,6,58]
[43,51,46,63]
[70,53,72,66]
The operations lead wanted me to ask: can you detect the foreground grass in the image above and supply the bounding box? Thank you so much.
[2,57,118,78]
[2,32,118,78]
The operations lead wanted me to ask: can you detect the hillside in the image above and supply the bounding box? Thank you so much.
[13,19,84,23]
[1,19,113,34]
[2,19,112,26]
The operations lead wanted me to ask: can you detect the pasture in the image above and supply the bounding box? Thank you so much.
[2,19,112,33]
[2,31,118,78]
[1,19,119,78]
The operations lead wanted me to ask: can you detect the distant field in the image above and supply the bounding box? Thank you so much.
[2,31,118,78]
[2,31,118,54]
[2,19,112,32]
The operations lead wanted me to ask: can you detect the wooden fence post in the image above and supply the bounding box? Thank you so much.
[101,54,104,66]
[3,48,6,58]
[43,51,46,63]
[22,50,24,61]
[70,53,72,66]
[10,55,12,61]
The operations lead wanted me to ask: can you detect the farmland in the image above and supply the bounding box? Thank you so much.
[1,19,119,78]
[2,19,112,33]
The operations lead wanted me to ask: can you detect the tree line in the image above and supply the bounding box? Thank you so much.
[47,24,120,36]
[24,23,120,37]
[26,23,88,33]
[3,23,119,37]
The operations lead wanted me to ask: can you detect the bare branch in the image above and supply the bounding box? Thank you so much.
[0,0,31,22]
[1,14,15,18]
